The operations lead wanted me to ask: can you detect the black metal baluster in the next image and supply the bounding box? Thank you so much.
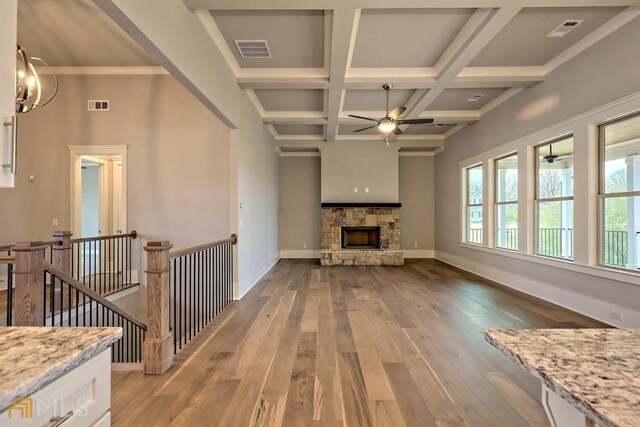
[173,259,177,354]
[7,263,13,326]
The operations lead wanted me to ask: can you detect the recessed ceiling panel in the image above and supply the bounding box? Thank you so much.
[343,89,416,112]
[274,125,324,135]
[402,124,455,135]
[428,88,508,111]
[352,9,475,68]
[17,0,157,66]
[212,10,324,68]
[470,7,624,67]
[254,89,324,111]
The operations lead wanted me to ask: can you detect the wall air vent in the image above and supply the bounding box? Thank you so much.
[467,94,485,102]
[234,40,271,58]
[547,20,583,38]
[88,100,109,111]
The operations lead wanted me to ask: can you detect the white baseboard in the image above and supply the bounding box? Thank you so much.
[237,253,279,300]
[403,249,435,258]
[435,250,640,328]
[279,249,320,259]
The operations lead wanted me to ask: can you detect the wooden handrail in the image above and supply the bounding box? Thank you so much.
[70,230,137,244]
[0,240,59,252]
[44,262,147,331]
[169,234,237,260]
[0,256,15,264]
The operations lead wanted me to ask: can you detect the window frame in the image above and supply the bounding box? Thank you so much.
[597,112,640,271]
[493,152,518,251]
[465,164,483,245]
[534,135,575,261]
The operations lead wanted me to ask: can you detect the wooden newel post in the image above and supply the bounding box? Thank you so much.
[143,241,173,375]
[12,242,46,326]
[52,231,72,274]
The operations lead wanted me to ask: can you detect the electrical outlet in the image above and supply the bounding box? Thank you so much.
[354,187,358,193]
[52,218,58,226]
[413,242,418,248]
[303,243,307,249]
[365,187,369,193]
[609,310,622,322]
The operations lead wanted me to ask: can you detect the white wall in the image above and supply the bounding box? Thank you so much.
[321,141,399,203]
[95,0,280,298]
[435,16,640,327]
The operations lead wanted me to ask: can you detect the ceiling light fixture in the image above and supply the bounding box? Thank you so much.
[378,118,396,133]
[15,45,58,113]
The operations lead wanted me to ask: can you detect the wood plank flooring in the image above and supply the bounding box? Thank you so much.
[111,259,607,427]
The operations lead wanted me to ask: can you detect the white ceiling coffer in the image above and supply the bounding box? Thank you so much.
[547,20,583,38]
[234,40,271,58]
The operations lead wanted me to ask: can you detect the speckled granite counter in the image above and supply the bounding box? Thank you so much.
[485,329,640,427]
[0,327,122,412]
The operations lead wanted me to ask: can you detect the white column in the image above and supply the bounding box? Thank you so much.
[625,156,640,270]
[560,168,573,258]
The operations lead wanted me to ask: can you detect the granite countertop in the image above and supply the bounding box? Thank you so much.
[0,327,122,412]
[485,329,640,427]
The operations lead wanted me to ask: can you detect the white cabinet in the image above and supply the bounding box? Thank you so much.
[0,0,17,188]
[0,349,112,427]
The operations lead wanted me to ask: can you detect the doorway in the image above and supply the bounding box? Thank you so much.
[69,145,128,238]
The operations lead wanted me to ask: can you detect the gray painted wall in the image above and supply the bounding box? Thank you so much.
[279,156,321,252]
[0,74,230,259]
[400,156,434,253]
[321,141,399,203]
[435,17,640,327]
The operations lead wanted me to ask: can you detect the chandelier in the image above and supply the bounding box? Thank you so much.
[15,45,58,113]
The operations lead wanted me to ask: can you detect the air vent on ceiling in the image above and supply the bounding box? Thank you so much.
[88,100,109,111]
[435,123,445,128]
[467,94,485,102]
[234,40,271,58]
[547,20,583,38]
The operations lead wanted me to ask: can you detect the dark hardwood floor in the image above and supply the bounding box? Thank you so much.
[111,258,607,427]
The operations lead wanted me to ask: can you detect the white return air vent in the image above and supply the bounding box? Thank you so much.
[88,100,109,111]
[547,20,583,38]
[234,40,271,58]
[467,93,485,102]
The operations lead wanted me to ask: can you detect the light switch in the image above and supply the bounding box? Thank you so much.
[365,187,369,193]
[53,218,59,226]
[354,187,358,193]
[29,175,35,182]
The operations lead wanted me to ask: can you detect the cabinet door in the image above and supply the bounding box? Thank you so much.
[0,0,17,188]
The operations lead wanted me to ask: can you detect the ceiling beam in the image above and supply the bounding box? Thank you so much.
[262,111,327,125]
[325,7,361,142]
[184,0,638,11]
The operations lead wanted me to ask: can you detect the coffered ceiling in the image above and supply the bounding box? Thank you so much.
[185,0,639,152]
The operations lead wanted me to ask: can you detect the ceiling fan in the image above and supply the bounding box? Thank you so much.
[348,84,434,138]
[542,145,572,163]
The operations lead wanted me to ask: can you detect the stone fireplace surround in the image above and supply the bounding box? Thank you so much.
[321,203,403,266]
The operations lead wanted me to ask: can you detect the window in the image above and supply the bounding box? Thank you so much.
[599,113,640,271]
[466,164,483,244]
[535,137,574,259]
[495,154,518,250]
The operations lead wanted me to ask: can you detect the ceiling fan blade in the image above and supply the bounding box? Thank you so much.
[392,127,403,135]
[354,125,377,133]
[398,118,434,125]
[389,105,407,119]
[348,114,378,122]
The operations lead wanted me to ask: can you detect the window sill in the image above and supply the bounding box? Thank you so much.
[458,242,640,287]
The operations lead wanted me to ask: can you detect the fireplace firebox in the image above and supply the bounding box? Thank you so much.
[342,226,380,249]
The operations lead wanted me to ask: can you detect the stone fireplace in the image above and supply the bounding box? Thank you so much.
[321,203,403,266]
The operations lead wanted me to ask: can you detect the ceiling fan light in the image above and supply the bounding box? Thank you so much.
[378,119,396,133]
